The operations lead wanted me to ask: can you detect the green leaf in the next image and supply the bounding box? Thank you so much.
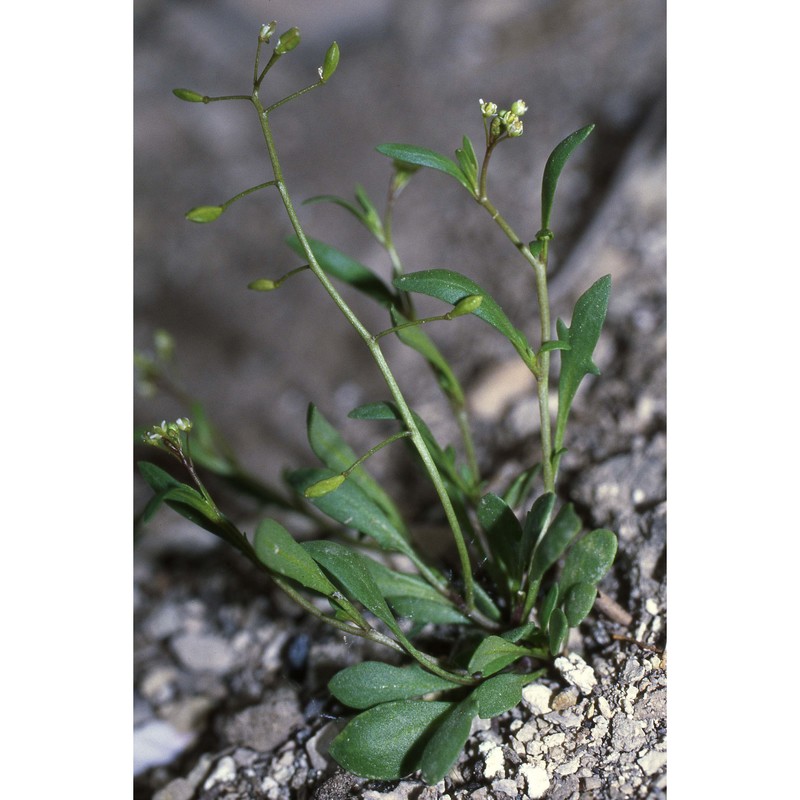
[548,608,569,655]
[563,582,598,627]
[519,492,556,577]
[468,636,531,677]
[477,493,523,590]
[390,596,470,626]
[559,529,617,596]
[539,583,559,631]
[541,123,594,230]
[363,559,443,603]
[285,235,395,306]
[528,502,582,584]
[539,340,571,354]
[288,468,414,558]
[329,662,459,710]
[328,700,454,780]
[347,401,458,487]
[306,404,402,527]
[454,135,479,194]
[394,269,531,362]
[376,143,472,192]
[554,275,611,456]
[500,462,542,509]
[420,695,479,784]
[253,520,336,596]
[473,671,544,719]
[138,462,227,537]
[390,308,465,406]
[302,540,400,634]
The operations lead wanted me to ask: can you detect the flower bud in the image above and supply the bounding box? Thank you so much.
[175,418,193,432]
[490,117,503,138]
[185,205,224,223]
[248,278,278,292]
[320,41,340,83]
[259,21,277,43]
[510,99,528,116]
[479,98,498,117]
[506,117,524,137]
[304,474,346,498]
[172,88,206,103]
[275,27,301,55]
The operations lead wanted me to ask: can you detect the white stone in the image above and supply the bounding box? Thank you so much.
[493,778,519,796]
[555,758,580,776]
[203,756,236,790]
[514,721,536,746]
[483,745,505,779]
[522,683,553,714]
[637,749,667,775]
[596,696,614,719]
[519,764,550,798]
[645,598,659,615]
[172,633,236,674]
[555,653,597,694]
[134,719,194,775]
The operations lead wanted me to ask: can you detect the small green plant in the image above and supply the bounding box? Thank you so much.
[137,22,618,785]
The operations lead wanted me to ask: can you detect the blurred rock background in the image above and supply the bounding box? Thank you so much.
[135,0,665,499]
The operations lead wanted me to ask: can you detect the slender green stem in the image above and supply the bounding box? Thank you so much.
[250,92,477,612]
[342,430,412,476]
[266,81,323,113]
[202,95,253,103]
[475,193,555,492]
[221,180,278,211]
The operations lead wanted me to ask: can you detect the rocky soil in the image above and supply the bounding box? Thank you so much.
[135,2,665,797]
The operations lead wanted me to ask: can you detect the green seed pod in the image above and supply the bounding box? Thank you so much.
[275,27,301,55]
[248,278,278,292]
[304,474,346,498]
[320,41,340,83]
[185,205,224,223]
[448,294,483,318]
[172,88,206,103]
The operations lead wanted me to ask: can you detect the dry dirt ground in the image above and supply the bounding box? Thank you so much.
[135,2,665,797]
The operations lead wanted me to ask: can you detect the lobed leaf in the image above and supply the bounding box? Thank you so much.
[328,700,454,780]
[286,235,395,306]
[376,143,473,192]
[253,520,336,597]
[541,123,595,230]
[394,269,531,362]
[554,275,611,456]
[329,662,459,710]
